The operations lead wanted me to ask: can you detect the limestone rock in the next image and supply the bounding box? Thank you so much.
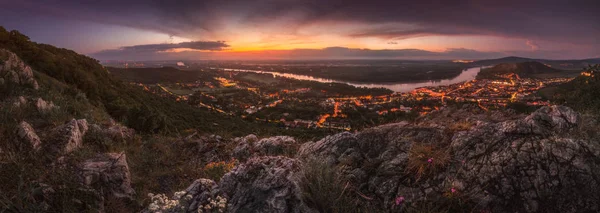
[219,156,313,213]
[17,121,41,151]
[0,49,39,89]
[48,119,88,155]
[233,135,296,161]
[13,96,27,107]
[81,153,135,205]
[35,98,55,113]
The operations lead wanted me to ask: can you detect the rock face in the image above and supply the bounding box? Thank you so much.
[81,153,135,210]
[233,135,296,161]
[47,119,89,155]
[0,49,39,89]
[219,156,312,213]
[298,106,600,212]
[17,121,41,151]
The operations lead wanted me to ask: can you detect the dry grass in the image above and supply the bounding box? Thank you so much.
[299,159,380,213]
[406,143,451,181]
[448,120,474,132]
[203,159,237,181]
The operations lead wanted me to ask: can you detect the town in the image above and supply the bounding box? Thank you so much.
[127,67,576,131]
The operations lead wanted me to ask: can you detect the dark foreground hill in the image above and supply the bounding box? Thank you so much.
[476,61,577,79]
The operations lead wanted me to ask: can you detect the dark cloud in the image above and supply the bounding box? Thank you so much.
[91,46,506,61]
[118,41,229,52]
[92,41,229,59]
[3,0,598,46]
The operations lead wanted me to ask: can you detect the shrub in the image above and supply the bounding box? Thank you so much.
[299,159,376,213]
[448,120,473,132]
[202,160,236,181]
[406,143,451,181]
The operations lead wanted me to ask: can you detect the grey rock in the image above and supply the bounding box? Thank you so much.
[219,156,314,213]
[13,96,27,107]
[35,98,55,113]
[233,135,296,161]
[17,121,41,151]
[47,119,89,155]
[0,49,39,89]
[81,153,135,206]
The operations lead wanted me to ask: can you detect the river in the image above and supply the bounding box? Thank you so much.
[221,66,486,93]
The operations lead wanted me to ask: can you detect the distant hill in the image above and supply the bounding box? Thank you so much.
[108,67,217,84]
[472,56,600,70]
[476,61,578,79]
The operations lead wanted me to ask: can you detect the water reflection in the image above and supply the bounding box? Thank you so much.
[221,66,486,92]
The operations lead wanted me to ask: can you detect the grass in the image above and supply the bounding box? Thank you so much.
[299,159,379,213]
[202,160,237,181]
[406,143,451,181]
[448,120,473,132]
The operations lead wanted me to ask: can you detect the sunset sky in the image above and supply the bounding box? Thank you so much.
[1,0,598,60]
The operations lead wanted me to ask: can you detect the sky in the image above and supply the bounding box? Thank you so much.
[0,0,598,60]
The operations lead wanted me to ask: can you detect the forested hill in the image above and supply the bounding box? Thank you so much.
[0,27,256,136]
[476,61,576,79]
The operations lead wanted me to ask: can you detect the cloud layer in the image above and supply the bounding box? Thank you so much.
[2,0,599,59]
[4,0,598,44]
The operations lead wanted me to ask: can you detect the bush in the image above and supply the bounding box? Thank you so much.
[406,143,451,181]
[202,160,236,181]
[299,159,376,213]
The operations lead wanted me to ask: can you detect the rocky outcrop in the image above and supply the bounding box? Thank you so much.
[47,119,89,155]
[13,96,27,107]
[233,135,296,161]
[17,121,41,151]
[0,49,39,89]
[219,156,312,213]
[35,98,56,113]
[81,153,135,211]
[90,123,135,141]
[450,105,596,212]
[298,106,600,212]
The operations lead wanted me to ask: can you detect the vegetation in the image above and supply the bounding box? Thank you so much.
[476,62,577,79]
[406,143,451,181]
[0,27,260,136]
[300,159,375,213]
[551,64,600,115]
[203,160,237,181]
[108,67,217,84]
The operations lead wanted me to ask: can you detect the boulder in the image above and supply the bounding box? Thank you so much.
[219,156,314,213]
[47,119,88,155]
[81,153,135,210]
[35,98,55,113]
[13,96,27,107]
[0,49,39,89]
[17,121,41,151]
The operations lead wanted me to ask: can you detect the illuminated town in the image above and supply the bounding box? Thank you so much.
[131,68,576,131]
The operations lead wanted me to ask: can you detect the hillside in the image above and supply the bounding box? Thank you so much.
[108,67,217,84]
[476,61,577,79]
[473,56,600,70]
[549,65,600,114]
[0,27,284,136]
